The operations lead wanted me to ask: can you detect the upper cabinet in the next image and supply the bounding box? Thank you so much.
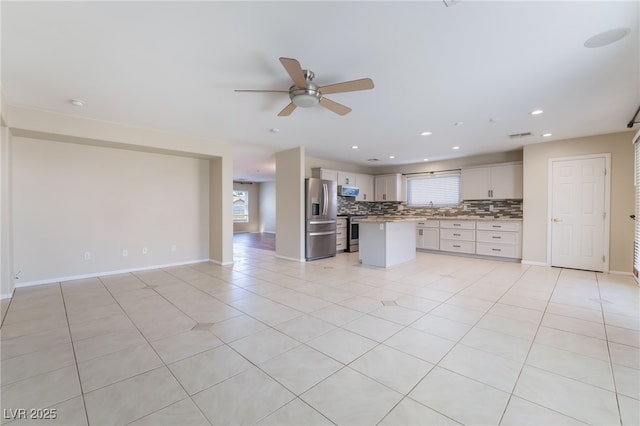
[312,168,338,181]
[355,173,374,202]
[337,171,356,186]
[461,163,523,200]
[374,173,405,202]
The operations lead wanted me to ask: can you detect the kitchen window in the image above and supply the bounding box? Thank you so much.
[233,190,249,223]
[406,171,461,206]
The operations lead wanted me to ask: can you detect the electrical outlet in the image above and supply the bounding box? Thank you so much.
[489,204,494,212]
[122,249,128,257]
[142,247,148,255]
[84,251,91,261]
[171,244,177,253]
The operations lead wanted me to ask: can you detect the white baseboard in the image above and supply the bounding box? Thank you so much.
[276,254,304,263]
[521,260,550,267]
[13,259,211,289]
[208,258,234,266]
[608,270,635,277]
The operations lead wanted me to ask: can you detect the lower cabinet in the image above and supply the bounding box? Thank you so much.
[475,221,521,259]
[439,220,476,254]
[416,221,439,250]
[416,219,522,260]
[336,218,347,252]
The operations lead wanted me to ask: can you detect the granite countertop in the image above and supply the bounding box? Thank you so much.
[360,216,522,222]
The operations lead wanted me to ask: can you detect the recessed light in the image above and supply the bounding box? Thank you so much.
[530,109,543,115]
[351,145,359,149]
[452,146,460,150]
[420,131,432,136]
[423,158,429,162]
[584,27,631,48]
[454,121,464,127]
[70,99,85,107]
[542,133,553,137]
[269,128,280,133]
[389,155,395,159]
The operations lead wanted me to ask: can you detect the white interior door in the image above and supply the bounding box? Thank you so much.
[551,156,607,271]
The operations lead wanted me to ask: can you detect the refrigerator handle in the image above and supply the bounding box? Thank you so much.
[322,183,328,216]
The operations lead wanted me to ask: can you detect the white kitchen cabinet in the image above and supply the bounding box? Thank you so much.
[337,171,356,186]
[439,220,476,254]
[336,217,347,252]
[374,173,404,202]
[416,220,439,250]
[475,220,521,258]
[311,167,338,181]
[461,164,522,200]
[355,173,374,202]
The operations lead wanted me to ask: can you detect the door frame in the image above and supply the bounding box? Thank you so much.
[546,153,611,272]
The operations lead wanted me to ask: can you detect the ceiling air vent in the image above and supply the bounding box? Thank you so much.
[508,132,533,139]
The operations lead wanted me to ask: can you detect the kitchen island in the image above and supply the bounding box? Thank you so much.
[359,218,417,268]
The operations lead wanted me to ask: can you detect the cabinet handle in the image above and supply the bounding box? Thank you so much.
[488,190,491,198]
[419,230,423,236]
[453,223,461,227]
[453,245,461,248]
[492,225,501,228]
[492,248,501,252]
[363,194,366,200]
[492,236,501,239]
[453,233,461,236]
[383,194,386,200]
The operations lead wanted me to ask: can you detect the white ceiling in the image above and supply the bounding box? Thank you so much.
[2,1,639,182]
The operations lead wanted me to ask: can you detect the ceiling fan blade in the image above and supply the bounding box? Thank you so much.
[278,102,297,116]
[319,78,374,95]
[234,89,289,93]
[279,57,308,88]
[319,97,352,116]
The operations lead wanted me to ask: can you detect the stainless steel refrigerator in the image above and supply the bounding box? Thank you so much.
[305,178,337,261]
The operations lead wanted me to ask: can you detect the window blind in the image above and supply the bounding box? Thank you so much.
[406,172,461,206]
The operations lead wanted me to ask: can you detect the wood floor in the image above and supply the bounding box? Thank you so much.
[233,232,276,251]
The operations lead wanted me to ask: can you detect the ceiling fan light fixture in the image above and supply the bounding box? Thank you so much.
[292,92,321,108]
[584,27,631,48]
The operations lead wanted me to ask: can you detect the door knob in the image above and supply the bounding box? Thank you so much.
[552,218,562,222]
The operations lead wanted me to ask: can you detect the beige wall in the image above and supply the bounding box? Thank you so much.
[523,131,635,273]
[12,137,210,285]
[2,103,234,296]
[233,182,260,233]
[276,147,305,261]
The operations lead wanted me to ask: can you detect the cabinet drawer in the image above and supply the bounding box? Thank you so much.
[336,229,346,238]
[476,221,520,232]
[336,238,347,250]
[440,220,475,230]
[476,242,519,258]
[416,220,439,228]
[337,219,347,228]
[440,228,475,241]
[476,230,519,245]
[440,240,475,254]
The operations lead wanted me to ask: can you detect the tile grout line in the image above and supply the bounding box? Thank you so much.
[58,281,91,426]
[97,275,215,426]
[595,272,624,426]
[496,268,588,426]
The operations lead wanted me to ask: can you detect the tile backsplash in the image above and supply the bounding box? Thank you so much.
[337,197,522,219]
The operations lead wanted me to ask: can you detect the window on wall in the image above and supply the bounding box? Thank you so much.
[233,190,249,223]
[406,171,461,206]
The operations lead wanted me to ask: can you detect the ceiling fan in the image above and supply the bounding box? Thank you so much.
[235,57,374,116]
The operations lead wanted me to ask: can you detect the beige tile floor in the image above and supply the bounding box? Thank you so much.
[1,247,639,426]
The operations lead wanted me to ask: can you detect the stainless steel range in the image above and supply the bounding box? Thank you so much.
[346,215,367,252]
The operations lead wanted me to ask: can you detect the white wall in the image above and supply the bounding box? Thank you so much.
[259,181,276,233]
[12,137,210,285]
[522,131,634,273]
[1,126,14,298]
